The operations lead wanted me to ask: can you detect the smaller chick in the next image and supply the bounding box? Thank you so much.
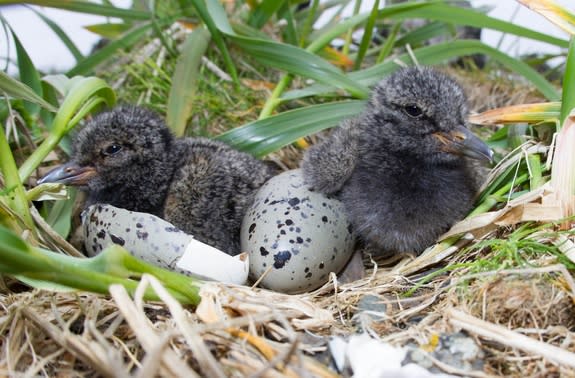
[302,67,492,256]
[39,105,276,255]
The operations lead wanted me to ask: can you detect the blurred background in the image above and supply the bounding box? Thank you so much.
[0,0,571,74]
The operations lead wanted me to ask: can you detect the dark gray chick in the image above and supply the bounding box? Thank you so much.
[39,105,276,255]
[302,67,492,255]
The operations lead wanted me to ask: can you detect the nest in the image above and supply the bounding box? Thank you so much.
[2,36,573,377]
[2,229,575,377]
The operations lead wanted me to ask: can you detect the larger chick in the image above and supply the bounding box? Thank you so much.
[39,105,276,255]
[302,67,492,255]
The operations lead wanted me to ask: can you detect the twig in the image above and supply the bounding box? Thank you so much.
[448,308,575,368]
[109,284,199,378]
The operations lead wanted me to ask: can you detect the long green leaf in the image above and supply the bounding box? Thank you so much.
[561,37,575,124]
[10,28,42,115]
[84,22,134,39]
[0,71,57,112]
[354,0,379,70]
[67,23,153,76]
[283,40,561,101]
[30,7,83,62]
[0,0,151,20]
[0,226,200,304]
[19,76,116,182]
[387,2,569,48]
[167,28,210,137]
[217,100,366,157]
[205,0,369,98]
[249,0,288,29]
[182,0,239,85]
[0,124,34,230]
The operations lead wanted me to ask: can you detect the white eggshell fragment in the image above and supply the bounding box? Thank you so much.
[241,169,355,294]
[82,204,249,284]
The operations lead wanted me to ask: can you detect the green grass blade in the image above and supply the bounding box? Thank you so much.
[216,100,366,157]
[29,7,83,62]
[307,12,369,52]
[299,0,320,47]
[232,37,369,98]
[184,0,239,85]
[10,28,42,115]
[561,37,575,124]
[387,2,569,48]
[84,22,134,39]
[0,124,34,229]
[19,76,116,182]
[67,22,153,76]
[248,0,288,29]
[0,0,151,20]
[342,0,361,56]
[166,27,210,137]
[0,71,57,112]
[376,22,401,64]
[354,0,379,70]
[205,0,368,98]
[394,20,452,47]
[0,226,200,304]
[278,2,298,45]
[283,40,560,101]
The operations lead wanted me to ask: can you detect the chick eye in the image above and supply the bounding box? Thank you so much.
[102,144,122,156]
[403,104,423,118]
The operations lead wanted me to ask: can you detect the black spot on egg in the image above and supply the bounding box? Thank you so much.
[136,223,143,228]
[273,251,291,269]
[288,197,300,207]
[136,230,149,240]
[260,246,269,256]
[248,223,256,233]
[322,216,328,223]
[319,262,325,269]
[96,229,106,239]
[285,219,294,226]
[110,233,125,246]
[296,237,303,244]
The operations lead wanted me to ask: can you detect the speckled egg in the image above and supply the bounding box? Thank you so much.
[241,169,355,293]
[82,204,250,284]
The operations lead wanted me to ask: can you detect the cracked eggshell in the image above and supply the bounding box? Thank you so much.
[241,169,355,294]
[82,204,249,284]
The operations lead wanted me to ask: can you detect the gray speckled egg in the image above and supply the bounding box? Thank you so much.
[241,169,355,293]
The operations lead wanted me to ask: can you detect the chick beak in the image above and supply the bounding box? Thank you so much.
[38,162,97,186]
[433,126,493,163]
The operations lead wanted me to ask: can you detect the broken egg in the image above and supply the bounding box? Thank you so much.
[82,204,249,284]
[241,169,355,294]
